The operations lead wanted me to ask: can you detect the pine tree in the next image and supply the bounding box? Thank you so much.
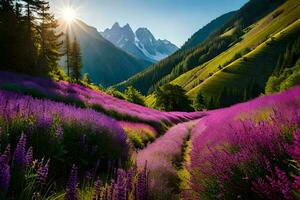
[194,91,206,110]
[37,1,63,75]
[0,0,17,70]
[21,0,40,74]
[65,30,72,77]
[70,37,82,81]
[207,96,215,110]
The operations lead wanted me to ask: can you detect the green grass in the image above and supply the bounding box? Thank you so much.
[188,19,300,100]
[171,0,300,100]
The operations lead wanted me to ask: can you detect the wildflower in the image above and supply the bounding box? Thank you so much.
[292,176,300,190]
[0,145,11,191]
[290,130,300,163]
[56,125,63,140]
[65,165,78,200]
[13,133,26,168]
[36,160,49,184]
[93,179,102,200]
[116,169,127,200]
[25,147,33,167]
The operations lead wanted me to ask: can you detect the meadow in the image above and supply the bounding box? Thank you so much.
[0,74,299,199]
[0,71,203,134]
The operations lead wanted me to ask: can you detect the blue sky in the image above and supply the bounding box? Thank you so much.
[49,0,248,47]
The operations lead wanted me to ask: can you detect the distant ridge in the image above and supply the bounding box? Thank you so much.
[101,23,178,63]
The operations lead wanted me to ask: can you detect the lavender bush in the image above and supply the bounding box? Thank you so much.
[0,71,204,133]
[0,90,129,198]
[188,86,300,199]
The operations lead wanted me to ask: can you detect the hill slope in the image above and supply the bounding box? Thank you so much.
[181,11,236,50]
[61,20,152,87]
[173,0,300,104]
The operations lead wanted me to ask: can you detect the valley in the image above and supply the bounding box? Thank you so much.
[0,0,299,199]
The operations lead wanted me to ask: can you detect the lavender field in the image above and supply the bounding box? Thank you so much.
[0,69,300,200]
[0,71,203,133]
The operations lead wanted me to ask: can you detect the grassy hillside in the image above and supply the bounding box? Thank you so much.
[172,0,300,102]
[115,0,286,95]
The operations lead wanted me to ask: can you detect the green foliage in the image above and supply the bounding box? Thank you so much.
[154,84,193,111]
[124,86,145,106]
[265,37,300,94]
[106,87,126,100]
[49,67,69,82]
[82,73,91,85]
[194,91,206,111]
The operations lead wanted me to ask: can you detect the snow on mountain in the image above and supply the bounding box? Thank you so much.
[101,23,179,63]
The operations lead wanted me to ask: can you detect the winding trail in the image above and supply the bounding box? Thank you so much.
[136,119,201,199]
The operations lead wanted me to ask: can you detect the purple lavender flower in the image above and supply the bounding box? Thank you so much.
[290,130,300,163]
[116,169,127,200]
[0,145,11,191]
[0,145,11,164]
[56,125,63,140]
[93,179,102,200]
[65,165,78,200]
[136,169,148,200]
[36,160,49,184]
[292,176,300,190]
[0,127,2,142]
[13,133,26,168]
[25,147,33,167]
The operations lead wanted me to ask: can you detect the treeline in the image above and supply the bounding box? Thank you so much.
[265,36,300,94]
[194,82,263,110]
[0,0,83,81]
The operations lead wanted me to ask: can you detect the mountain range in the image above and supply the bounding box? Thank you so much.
[60,20,152,87]
[101,23,179,63]
[116,0,299,108]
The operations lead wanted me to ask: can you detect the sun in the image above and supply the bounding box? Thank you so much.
[63,7,76,23]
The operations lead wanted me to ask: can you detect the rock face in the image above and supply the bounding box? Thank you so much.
[101,23,179,63]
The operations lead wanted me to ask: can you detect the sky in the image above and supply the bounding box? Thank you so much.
[49,0,248,47]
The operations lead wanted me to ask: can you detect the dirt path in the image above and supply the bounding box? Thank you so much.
[136,120,199,199]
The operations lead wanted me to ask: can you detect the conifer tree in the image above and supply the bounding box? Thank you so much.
[21,0,40,73]
[194,91,206,110]
[70,37,82,81]
[0,0,17,69]
[207,96,215,110]
[65,30,72,77]
[37,1,63,74]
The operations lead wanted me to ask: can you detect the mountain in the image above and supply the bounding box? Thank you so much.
[60,20,152,87]
[114,11,237,94]
[101,23,178,63]
[181,11,236,50]
[116,0,295,104]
